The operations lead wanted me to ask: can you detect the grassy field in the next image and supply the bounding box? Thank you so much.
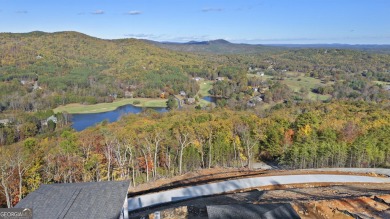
[373,80,390,86]
[283,76,323,92]
[282,74,332,101]
[53,98,167,114]
[198,80,214,97]
[247,72,332,101]
[196,80,216,107]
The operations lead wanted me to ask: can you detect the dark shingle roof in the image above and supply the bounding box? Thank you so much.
[15,180,130,219]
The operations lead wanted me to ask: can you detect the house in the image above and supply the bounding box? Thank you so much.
[186,98,196,104]
[15,180,130,219]
[124,91,133,98]
[247,101,256,107]
[33,81,42,90]
[253,96,263,102]
[179,91,186,96]
[41,116,57,126]
[47,115,57,124]
[36,55,43,59]
[216,77,224,81]
[193,77,202,81]
[0,119,10,125]
[109,93,118,99]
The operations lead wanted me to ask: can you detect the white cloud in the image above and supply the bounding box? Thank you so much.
[201,8,223,12]
[126,11,142,15]
[124,33,212,42]
[170,35,210,42]
[124,33,164,40]
[92,10,104,15]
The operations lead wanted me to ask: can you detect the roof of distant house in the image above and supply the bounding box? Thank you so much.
[187,98,196,103]
[0,119,10,124]
[15,180,130,219]
[46,115,57,123]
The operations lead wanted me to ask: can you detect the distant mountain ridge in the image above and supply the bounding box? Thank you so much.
[152,39,281,54]
[268,44,390,54]
[4,31,390,54]
[152,39,390,54]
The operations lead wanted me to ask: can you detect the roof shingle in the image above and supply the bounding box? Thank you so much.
[15,180,130,219]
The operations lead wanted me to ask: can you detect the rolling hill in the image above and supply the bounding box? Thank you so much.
[0,31,218,110]
[0,31,389,113]
[151,39,282,54]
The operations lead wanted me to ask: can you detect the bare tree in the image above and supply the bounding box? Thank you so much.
[235,123,258,169]
[144,130,164,179]
[173,126,194,175]
[13,146,31,200]
[0,147,16,207]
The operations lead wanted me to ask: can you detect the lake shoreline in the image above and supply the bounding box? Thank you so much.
[53,98,167,114]
[70,104,168,131]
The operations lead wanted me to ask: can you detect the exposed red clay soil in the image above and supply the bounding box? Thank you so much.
[293,194,390,219]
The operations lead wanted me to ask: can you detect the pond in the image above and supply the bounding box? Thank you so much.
[71,104,167,131]
[202,96,218,103]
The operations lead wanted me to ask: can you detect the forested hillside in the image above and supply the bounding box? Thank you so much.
[1,101,390,207]
[0,31,217,111]
[1,31,389,113]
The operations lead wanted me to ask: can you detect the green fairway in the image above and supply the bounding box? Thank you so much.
[193,80,216,107]
[247,72,332,101]
[283,76,323,92]
[282,74,333,101]
[53,98,167,114]
[198,80,214,97]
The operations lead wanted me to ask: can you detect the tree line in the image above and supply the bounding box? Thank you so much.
[1,101,390,207]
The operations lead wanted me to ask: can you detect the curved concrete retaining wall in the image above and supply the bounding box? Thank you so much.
[128,174,390,211]
[307,168,390,176]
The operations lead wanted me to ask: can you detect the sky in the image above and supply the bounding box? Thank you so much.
[1,0,390,44]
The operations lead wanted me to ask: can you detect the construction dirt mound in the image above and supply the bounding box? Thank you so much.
[293,194,390,219]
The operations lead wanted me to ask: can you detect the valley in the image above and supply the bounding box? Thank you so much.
[0,31,389,212]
